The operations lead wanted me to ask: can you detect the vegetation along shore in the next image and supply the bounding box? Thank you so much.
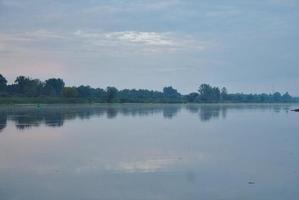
[0,74,298,104]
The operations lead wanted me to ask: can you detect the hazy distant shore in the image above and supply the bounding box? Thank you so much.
[0,97,298,105]
[1,75,298,104]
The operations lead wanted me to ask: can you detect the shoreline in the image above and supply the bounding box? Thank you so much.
[0,98,298,106]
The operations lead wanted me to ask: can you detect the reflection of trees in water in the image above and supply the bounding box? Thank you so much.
[0,105,182,131]
[107,107,118,119]
[200,107,221,122]
[116,105,165,117]
[44,112,64,127]
[200,105,227,122]
[0,104,293,132]
[186,104,290,121]
[185,105,227,121]
[163,105,181,119]
[105,105,180,119]
[0,112,7,132]
[12,111,43,130]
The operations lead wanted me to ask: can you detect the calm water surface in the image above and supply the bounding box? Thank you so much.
[0,104,298,200]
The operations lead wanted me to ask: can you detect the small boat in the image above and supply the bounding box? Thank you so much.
[292,109,299,112]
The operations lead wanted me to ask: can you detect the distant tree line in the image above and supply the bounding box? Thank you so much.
[0,74,297,103]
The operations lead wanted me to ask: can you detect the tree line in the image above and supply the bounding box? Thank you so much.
[0,74,296,103]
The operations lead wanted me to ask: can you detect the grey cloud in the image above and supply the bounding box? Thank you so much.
[0,0,298,95]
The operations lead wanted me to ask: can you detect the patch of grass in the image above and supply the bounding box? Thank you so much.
[0,97,104,104]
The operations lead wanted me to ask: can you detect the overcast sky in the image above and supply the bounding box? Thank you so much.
[0,0,298,94]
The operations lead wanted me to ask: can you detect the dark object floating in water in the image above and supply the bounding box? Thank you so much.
[292,109,299,112]
[248,181,255,184]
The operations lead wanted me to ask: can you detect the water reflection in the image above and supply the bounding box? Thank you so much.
[0,103,298,200]
[0,104,293,132]
[0,112,7,132]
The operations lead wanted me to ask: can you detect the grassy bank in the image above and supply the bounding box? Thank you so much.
[0,97,184,104]
[0,97,104,104]
[1,97,298,105]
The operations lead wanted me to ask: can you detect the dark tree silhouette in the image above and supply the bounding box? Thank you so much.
[63,87,78,98]
[106,87,118,103]
[0,74,296,103]
[163,86,180,98]
[198,84,221,103]
[44,78,65,96]
[14,76,42,97]
[0,74,7,94]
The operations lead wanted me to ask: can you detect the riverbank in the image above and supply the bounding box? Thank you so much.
[0,97,185,104]
[0,97,101,104]
[0,97,298,105]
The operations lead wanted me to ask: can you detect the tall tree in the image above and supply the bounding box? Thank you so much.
[63,87,78,98]
[198,84,221,102]
[14,76,42,97]
[106,87,118,103]
[44,78,65,96]
[282,92,292,102]
[186,92,199,102]
[163,86,181,98]
[220,87,228,101]
[0,74,7,93]
[272,92,282,102]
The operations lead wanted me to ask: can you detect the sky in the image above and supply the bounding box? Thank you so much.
[0,0,298,95]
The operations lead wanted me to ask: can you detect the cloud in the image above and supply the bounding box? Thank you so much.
[74,30,206,54]
[0,30,207,64]
[74,30,176,46]
[25,30,66,40]
[0,30,66,44]
[105,31,175,46]
[0,30,70,57]
[1,29,207,59]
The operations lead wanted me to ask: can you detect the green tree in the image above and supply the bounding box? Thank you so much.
[0,74,7,94]
[163,86,180,98]
[272,92,282,102]
[77,85,99,98]
[106,87,118,103]
[220,87,228,101]
[44,78,65,96]
[63,87,78,98]
[186,92,199,102]
[96,88,106,99]
[282,92,292,102]
[14,76,42,97]
[198,84,221,102]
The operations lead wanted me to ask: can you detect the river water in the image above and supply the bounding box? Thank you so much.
[0,104,298,200]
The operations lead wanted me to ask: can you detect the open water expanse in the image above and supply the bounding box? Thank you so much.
[0,104,298,200]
